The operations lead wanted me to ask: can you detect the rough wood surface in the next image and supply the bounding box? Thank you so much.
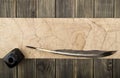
[16,0,37,17]
[76,0,94,17]
[56,0,75,17]
[36,59,55,78]
[0,60,17,78]
[94,59,113,78]
[95,0,114,18]
[18,59,36,78]
[56,59,75,78]
[0,18,119,58]
[76,59,93,78]
[0,0,15,17]
[113,59,120,78]
[115,0,120,17]
[37,0,55,18]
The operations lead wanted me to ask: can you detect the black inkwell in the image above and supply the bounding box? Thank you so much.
[3,48,24,68]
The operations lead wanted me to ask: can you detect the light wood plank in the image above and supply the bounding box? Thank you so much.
[76,0,94,17]
[0,0,15,17]
[56,0,75,17]
[16,0,37,17]
[0,18,119,58]
[95,0,114,18]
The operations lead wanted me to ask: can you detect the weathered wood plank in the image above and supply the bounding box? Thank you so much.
[37,0,55,18]
[56,59,75,78]
[56,59,93,78]
[114,0,120,17]
[0,0,15,17]
[56,0,75,17]
[95,0,114,18]
[76,59,93,78]
[0,59,17,78]
[76,0,94,17]
[36,59,55,78]
[94,59,113,78]
[18,59,36,78]
[113,59,120,78]
[16,0,37,18]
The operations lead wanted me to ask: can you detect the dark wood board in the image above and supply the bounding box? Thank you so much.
[56,59,75,78]
[56,59,93,78]
[37,0,55,18]
[95,0,114,18]
[114,0,120,17]
[36,59,55,78]
[76,59,93,78]
[17,59,36,78]
[94,59,113,78]
[16,0,37,17]
[0,59,17,78]
[113,59,120,78]
[56,0,75,17]
[0,0,15,17]
[76,0,94,17]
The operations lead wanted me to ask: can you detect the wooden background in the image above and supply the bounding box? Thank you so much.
[0,0,120,78]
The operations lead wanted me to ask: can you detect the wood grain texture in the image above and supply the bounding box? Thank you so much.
[0,0,120,78]
[95,0,114,18]
[114,0,120,17]
[0,18,119,58]
[76,59,93,78]
[0,59,17,78]
[113,59,120,78]
[37,0,55,18]
[94,59,113,78]
[94,1,114,78]
[76,0,94,17]
[56,1,94,77]
[36,59,55,78]
[16,0,37,17]
[18,59,36,78]
[0,0,15,17]
[56,59,75,78]
[56,0,75,17]
[36,1,56,78]
[75,1,94,78]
